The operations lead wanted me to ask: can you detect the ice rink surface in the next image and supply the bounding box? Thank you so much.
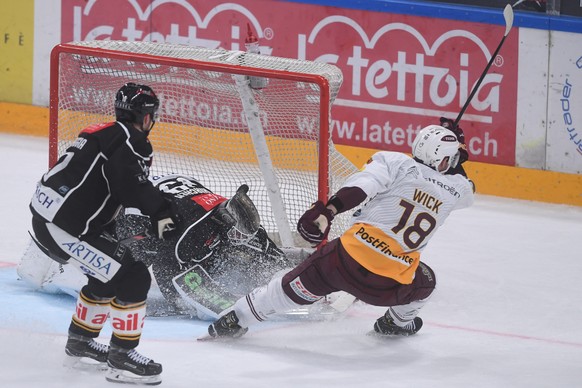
[1,133,581,387]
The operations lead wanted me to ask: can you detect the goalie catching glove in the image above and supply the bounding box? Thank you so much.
[297,201,335,246]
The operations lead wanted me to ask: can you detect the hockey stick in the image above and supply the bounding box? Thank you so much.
[120,230,152,244]
[454,4,514,126]
[512,0,526,7]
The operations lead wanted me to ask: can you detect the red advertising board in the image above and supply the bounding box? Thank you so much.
[62,0,518,165]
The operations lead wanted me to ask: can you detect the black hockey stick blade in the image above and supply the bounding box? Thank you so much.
[454,4,514,127]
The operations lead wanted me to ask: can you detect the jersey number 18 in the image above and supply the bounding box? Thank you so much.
[391,199,436,250]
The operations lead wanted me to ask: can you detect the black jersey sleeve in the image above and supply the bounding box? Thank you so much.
[103,129,168,217]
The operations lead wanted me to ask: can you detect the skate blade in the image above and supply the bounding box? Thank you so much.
[366,329,397,339]
[197,333,218,342]
[63,355,108,372]
[197,328,248,342]
[366,329,413,338]
[105,367,162,385]
[197,333,241,342]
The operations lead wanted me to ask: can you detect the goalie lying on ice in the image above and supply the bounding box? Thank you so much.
[19,174,315,320]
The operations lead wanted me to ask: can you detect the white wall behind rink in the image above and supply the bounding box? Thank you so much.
[517,27,582,174]
[546,30,582,174]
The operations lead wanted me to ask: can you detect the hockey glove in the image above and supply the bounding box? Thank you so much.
[151,200,181,240]
[439,117,469,165]
[297,201,334,247]
[439,117,465,144]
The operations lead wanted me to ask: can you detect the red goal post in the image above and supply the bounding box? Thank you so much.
[49,41,358,246]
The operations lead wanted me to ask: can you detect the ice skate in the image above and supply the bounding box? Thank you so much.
[106,344,162,385]
[372,315,423,337]
[201,310,248,340]
[64,333,109,371]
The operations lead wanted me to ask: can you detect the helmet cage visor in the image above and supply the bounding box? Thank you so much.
[224,187,260,246]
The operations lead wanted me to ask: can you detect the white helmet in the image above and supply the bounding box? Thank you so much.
[412,125,460,173]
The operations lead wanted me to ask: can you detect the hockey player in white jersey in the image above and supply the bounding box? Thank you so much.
[205,119,475,339]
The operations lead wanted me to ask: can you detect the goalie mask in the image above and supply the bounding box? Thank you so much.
[412,125,460,173]
[213,185,261,245]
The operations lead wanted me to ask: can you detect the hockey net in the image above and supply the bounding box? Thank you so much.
[49,41,359,247]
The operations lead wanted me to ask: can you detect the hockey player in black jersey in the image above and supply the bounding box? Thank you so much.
[29,83,176,385]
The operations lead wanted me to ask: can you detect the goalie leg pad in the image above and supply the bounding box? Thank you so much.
[17,238,63,290]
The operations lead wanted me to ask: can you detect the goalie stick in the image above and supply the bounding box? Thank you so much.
[454,4,514,126]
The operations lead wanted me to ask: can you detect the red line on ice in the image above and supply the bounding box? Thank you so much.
[429,322,582,348]
[349,308,582,348]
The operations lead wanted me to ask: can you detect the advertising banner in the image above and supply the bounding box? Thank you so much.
[0,0,34,104]
[546,31,582,174]
[62,0,518,165]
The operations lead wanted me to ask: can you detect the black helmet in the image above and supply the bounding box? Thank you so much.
[114,83,159,125]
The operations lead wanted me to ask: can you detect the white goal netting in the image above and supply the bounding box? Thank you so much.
[51,41,359,246]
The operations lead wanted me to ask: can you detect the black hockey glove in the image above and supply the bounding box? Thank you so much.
[439,117,469,165]
[439,117,465,144]
[297,201,334,247]
[151,199,181,240]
